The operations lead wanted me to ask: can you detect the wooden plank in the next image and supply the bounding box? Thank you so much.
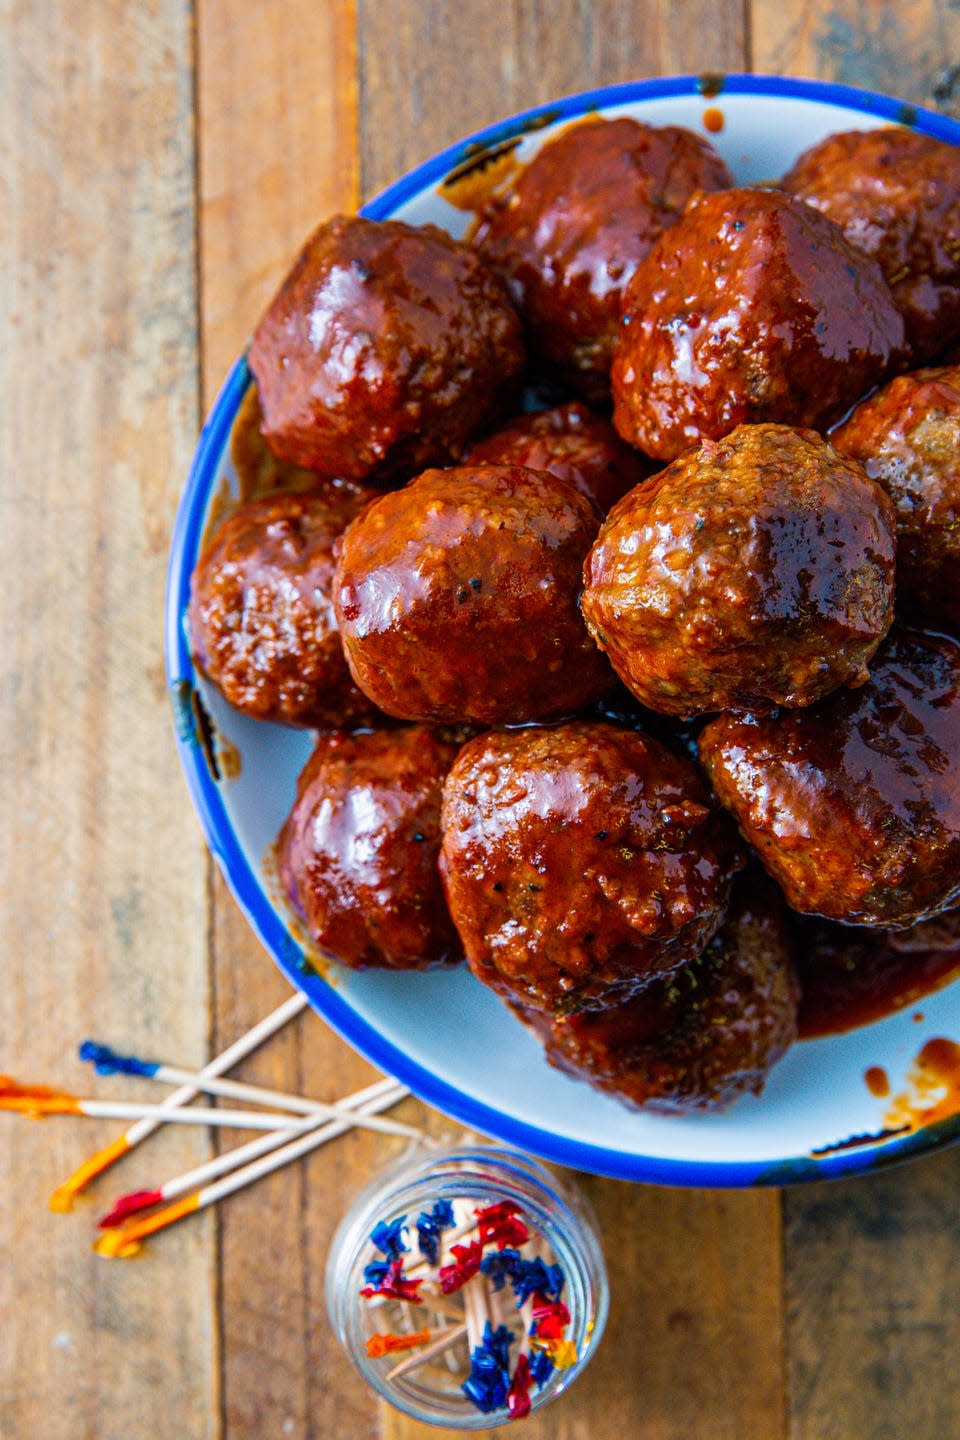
[198,0,359,407]
[195,4,396,1438]
[751,8,960,1436]
[355,6,785,1439]
[782,1150,960,1440]
[751,0,960,117]
[0,2,214,1438]
[357,0,747,198]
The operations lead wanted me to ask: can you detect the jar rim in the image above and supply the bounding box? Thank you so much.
[325,1144,609,1428]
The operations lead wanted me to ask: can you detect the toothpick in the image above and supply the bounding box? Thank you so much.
[0,1080,305,1131]
[94,1087,425,1258]
[364,1290,460,1319]
[78,1045,421,1143]
[98,1077,408,1227]
[405,1213,480,1278]
[386,1323,468,1381]
[462,1272,491,1355]
[50,992,308,1210]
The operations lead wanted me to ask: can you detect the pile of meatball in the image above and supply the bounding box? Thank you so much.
[188,114,960,1114]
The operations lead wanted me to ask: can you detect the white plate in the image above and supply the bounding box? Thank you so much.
[166,74,960,1183]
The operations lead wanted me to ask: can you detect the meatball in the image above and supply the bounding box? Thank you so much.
[188,487,377,728]
[582,424,896,716]
[611,186,906,460]
[530,872,798,1112]
[249,215,524,481]
[279,726,461,969]
[698,629,960,928]
[473,117,732,402]
[334,464,610,725]
[781,127,960,363]
[439,722,741,1013]
[831,365,960,632]
[465,401,656,514]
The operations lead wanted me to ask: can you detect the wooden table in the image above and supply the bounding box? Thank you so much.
[3,3,960,1436]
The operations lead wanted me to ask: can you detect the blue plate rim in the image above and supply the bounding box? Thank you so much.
[165,73,960,1186]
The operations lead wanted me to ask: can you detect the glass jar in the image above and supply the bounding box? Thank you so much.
[326,1144,609,1428]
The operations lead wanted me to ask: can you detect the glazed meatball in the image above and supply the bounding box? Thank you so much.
[249,215,525,481]
[439,722,741,1013]
[465,402,656,514]
[334,464,610,725]
[189,487,377,728]
[611,186,906,460]
[531,872,798,1112]
[698,629,960,928]
[781,127,960,362]
[831,366,960,632]
[473,117,732,402]
[279,727,461,969]
[582,424,896,716]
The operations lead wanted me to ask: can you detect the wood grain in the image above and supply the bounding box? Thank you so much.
[783,1149,960,1440]
[0,2,214,1437]
[196,4,395,1438]
[357,0,747,198]
[752,0,960,118]
[752,9,960,1436]
[198,0,360,403]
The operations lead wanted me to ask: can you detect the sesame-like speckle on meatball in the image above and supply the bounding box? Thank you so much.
[466,402,656,514]
[473,117,732,402]
[188,486,377,728]
[831,365,960,633]
[334,464,611,725]
[781,127,960,363]
[530,871,798,1112]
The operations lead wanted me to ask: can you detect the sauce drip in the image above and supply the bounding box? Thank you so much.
[885,1038,960,1131]
[702,107,724,134]
[864,1065,890,1098]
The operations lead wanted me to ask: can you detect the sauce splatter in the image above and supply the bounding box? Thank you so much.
[885,1038,960,1131]
[702,107,724,134]
[864,1065,890,1098]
